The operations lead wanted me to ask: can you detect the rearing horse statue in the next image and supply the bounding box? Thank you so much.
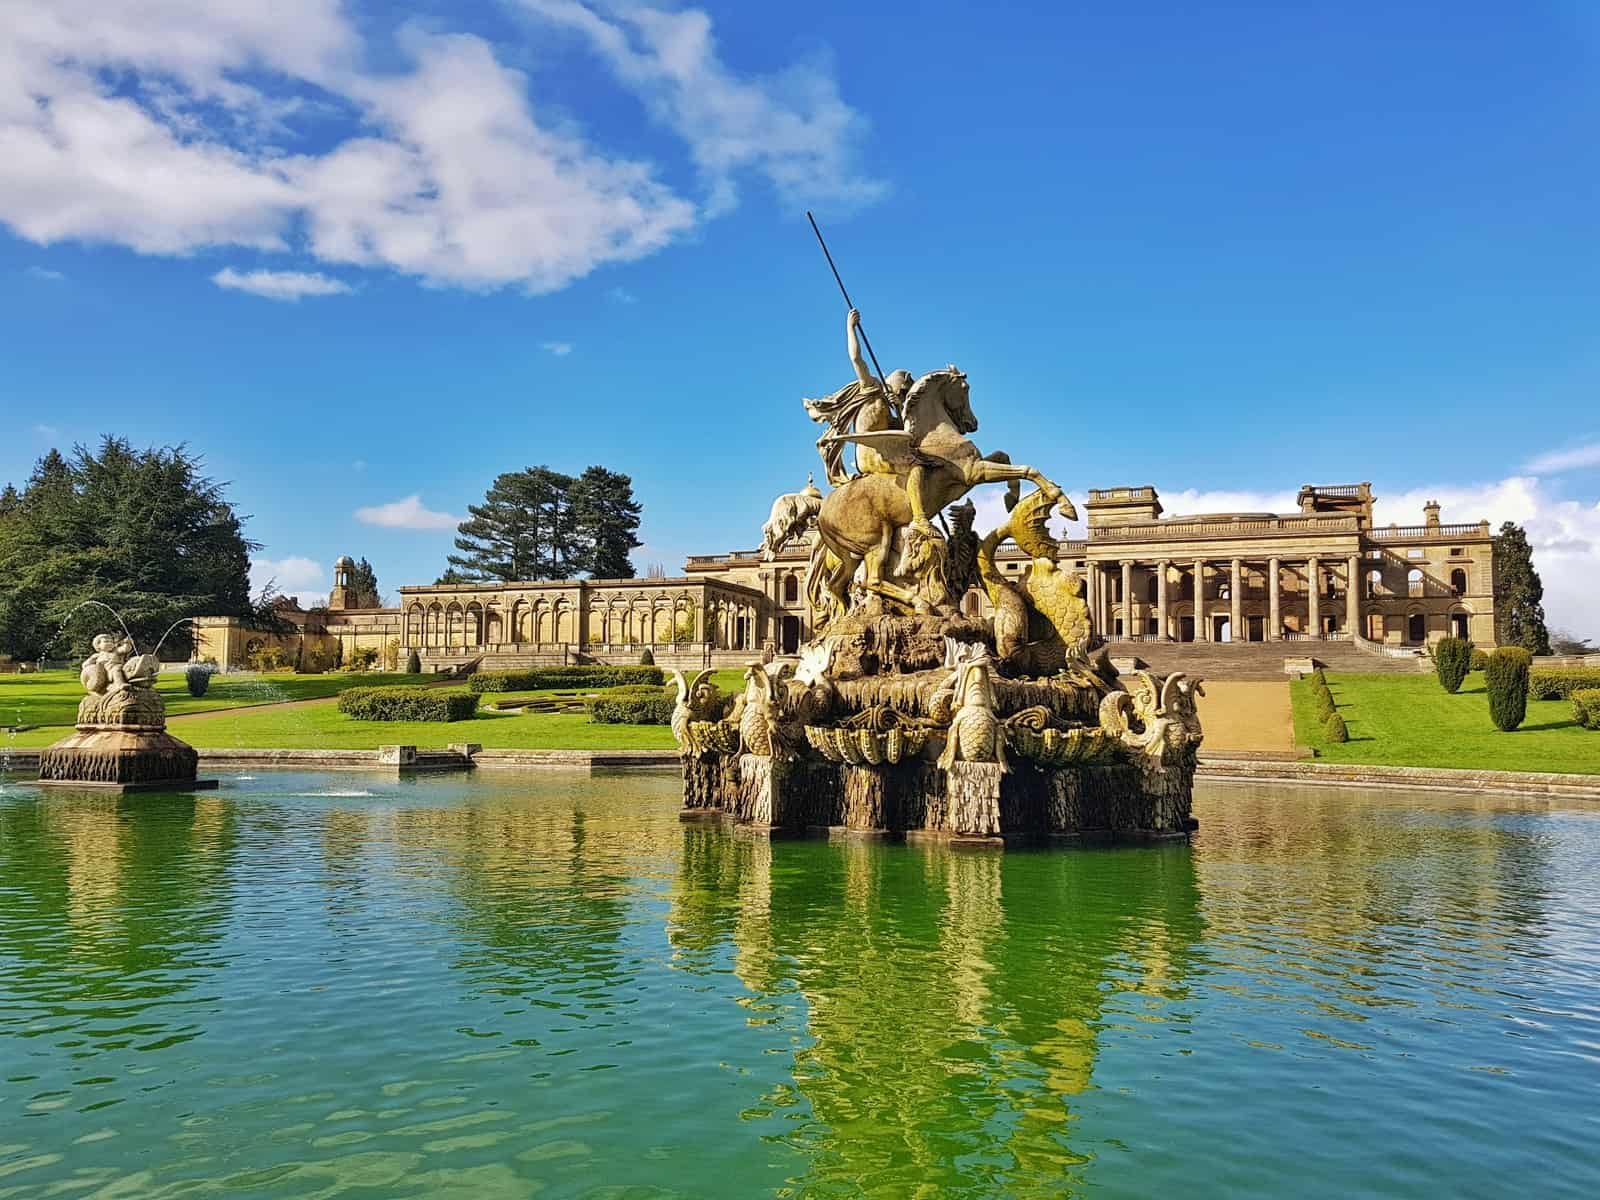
[805,366,1076,623]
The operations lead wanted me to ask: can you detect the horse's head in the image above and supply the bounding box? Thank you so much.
[907,366,976,434]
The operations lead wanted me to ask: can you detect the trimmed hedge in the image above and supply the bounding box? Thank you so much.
[1485,647,1532,732]
[588,694,674,724]
[1322,712,1349,743]
[1309,678,1335,721]
[338,686,479,722]
[1470,648,1489,672]
[639,647,655,666]
[1530,666,1600,700]
[470,665,665,693]
[1434,637,1473,694]
[1572,689,1600,731]
[406,649,422,674]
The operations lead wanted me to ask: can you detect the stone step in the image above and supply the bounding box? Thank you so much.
[1104,640,1428,680]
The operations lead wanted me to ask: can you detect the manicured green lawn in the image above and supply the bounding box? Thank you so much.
[0,666,745,752]
[0,670,417,730]
[1291,672,1600,775]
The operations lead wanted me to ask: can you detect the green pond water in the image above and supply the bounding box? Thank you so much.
[1,770,1597,1198]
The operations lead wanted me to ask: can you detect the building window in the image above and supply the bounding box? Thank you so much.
[1408,612,1426,643]
[1146,616,1159,635]
[1449,547,1465,557]
[1450,568,1467,595]
[1366,569,1382,598]
[1146,576,1159,603]
[1407,548,1424,559]
[783,575,798,603]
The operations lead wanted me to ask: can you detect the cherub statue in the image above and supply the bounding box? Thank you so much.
[803,308,911,486]
[81,634,137,695]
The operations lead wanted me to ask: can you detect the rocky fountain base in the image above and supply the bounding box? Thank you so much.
[36,635,216,794]
[672,615,1203,847]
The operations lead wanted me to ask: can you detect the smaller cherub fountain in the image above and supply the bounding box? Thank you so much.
[36,633,216,792]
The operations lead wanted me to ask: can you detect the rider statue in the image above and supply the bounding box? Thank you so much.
[803,309,911,486]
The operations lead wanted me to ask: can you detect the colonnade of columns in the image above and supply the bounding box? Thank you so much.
[1083,554,1363,643]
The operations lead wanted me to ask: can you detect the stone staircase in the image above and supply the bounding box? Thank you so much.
[1103,639,1429,681]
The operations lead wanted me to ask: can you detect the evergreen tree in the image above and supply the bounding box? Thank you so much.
[570,465,643,579]
[1492,522,1551,655]
[0,438,256,659]
[447,471,542,581]
[348,557,381,608]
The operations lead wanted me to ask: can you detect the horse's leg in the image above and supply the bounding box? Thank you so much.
[984,450,1022,511]
[965,457,1059,499]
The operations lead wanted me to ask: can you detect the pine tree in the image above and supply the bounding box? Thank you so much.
[569,465,643,579]
[447,471,541,581]
[0,438,255,659]
[1493,522,1551,655]
[348,557,381,608]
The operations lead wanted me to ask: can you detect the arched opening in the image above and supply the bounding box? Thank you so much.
[1181,573,1195,602]
[1366,569,1382,598]
[1450,610,1470,639]
[1178,614,1195,642]
[783,574,799,604]
[1450,568,1467,595]
[962,589,981,617]
[1145,574,1159,603]
[1407,612,1426,643]
[406,604,424,647]
[781,614,801,654]
[1407,568,1424,598]
[1366,612,1384,641]
[1213,615,1231,643]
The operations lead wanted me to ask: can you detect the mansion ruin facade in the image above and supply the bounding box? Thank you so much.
[193,483,1498,670]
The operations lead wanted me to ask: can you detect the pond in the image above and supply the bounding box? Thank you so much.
[1,771,1597,1198]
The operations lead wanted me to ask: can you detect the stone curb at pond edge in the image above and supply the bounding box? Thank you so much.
[4,747,1598,797]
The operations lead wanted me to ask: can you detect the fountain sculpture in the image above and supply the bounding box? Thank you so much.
[670,309,1203,844]
[36,634,216,792]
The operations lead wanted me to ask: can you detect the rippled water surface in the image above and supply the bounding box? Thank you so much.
[2,771,1598,1198]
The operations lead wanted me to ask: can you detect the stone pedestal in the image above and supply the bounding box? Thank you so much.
[945,761,1003,839]
[37,725,216,793]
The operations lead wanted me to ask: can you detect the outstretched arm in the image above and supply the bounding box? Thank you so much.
[846,308,875,389]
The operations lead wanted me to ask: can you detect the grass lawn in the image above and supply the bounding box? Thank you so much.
[0,670,418,731]
[1291,671,1600,775]
[0,669,760,751]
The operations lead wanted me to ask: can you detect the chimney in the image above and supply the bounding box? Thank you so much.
[1423,500,1441,532]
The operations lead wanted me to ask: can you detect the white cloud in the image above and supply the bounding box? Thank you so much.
[32,423,59,438]
[519,1,886,215]
[212,266,350,300]
[541,341,574,356]
[249,553,326,607]
[355,494,459,531]
[1526,440,1600,475]
[24,266,64,281]
[0,1,873,291]
[608,285,638,304]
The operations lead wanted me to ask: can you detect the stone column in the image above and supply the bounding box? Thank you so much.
[1156,560,1169,639]
[1121,560,1133,640]
[1347,554,1361,636]
[1084,565,1098,633]
[1230,558,1242,642]
[1268,557,1281,641]
[1194,559,1208,641]
[1307,557,1321,639]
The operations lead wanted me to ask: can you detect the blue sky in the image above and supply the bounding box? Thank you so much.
[2,1,1597,633]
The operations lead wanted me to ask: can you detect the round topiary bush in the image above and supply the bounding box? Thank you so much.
[1322,712,1348,743]
[1485,646,1532,732]
[185,663,213,697]
[1433,636,1473,694]
[1571,688,1600,731]
[1470,647,1489,672]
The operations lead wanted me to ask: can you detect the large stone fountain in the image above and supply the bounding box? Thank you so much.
[668,310,1203,845]
[36,634,216,792]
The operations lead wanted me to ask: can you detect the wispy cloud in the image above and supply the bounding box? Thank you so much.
[1526,440,1600,475]
[32,423,59,438]
[541,341,574,356]
[24,266,64,282]
[517,1,886,215]
[608,285,638,304]
[355,494,459,531]
[0,2,875,293]
[212,267,351,300]
[249,554,326,607]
